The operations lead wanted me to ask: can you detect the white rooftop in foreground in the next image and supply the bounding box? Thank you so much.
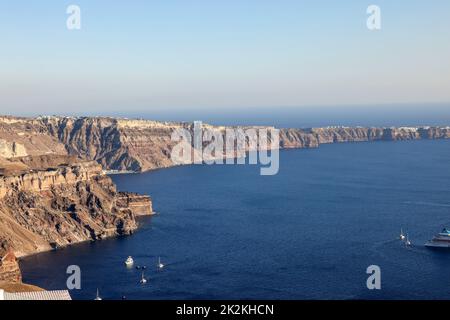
[0,289,72,300]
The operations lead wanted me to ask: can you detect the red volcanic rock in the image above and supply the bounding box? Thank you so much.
[0,156,152,258]
[0,240,21,283]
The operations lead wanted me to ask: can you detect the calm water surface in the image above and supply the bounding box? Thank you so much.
[21,140,450,299]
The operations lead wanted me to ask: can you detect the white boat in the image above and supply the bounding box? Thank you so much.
[158,256,165,270]
[140,271,147,284]
[405,234,412,246]
[125,256,134,266]
[425,228,450,248]
[400,228,405,240]
[94,288,102,301]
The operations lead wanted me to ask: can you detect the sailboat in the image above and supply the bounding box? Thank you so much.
[158,256,165,270]
[405,234,412,246]
[400,228,406,241]
[140,271,147,284]
[94,288,102,301]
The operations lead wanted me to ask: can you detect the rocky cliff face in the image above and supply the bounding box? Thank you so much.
[116,192,153,217]
[280,126,450,147]
[0,116,67,158]
[0,241,21,284]
[0,156,153,258]
[1,115,450,283]
[309,127,385,144]
[0,159,102,199]
[2,116,450,173]
[279,129,319,148]
[40,117,186,172]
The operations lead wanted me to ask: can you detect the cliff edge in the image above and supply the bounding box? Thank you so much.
[2,116,450,173]
[0,155,153,258]
[1,115,450,288]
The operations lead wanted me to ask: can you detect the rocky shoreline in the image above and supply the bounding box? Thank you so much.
[0,153,153,289]
[1,116,449,174]
[0,155,153,258]
[1,115,450,288]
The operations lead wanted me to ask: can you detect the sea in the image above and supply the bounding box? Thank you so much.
[20,139,450,300]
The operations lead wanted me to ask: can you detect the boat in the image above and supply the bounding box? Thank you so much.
[405,234,412,246]
[399,228,405,240]
[94,288,102,301]
[125,256,134,266]
[158,256,165,270]
[140,271,147,284]
[425,228,450,248]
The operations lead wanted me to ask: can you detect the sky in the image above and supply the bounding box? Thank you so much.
[0,0,449,120]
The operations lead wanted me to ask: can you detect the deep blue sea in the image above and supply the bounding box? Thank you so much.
[20,139,450,300]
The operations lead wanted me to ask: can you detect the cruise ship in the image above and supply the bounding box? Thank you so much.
[425,228,450,248]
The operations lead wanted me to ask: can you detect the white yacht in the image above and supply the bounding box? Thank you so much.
[400,228,405,241]
[125,256,134,266]
[405,234,412,246]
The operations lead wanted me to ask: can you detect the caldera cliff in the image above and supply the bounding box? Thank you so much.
[0,155,152,259]
[1,115,450,283]
[2,116,450,173]
[2,117,448,254]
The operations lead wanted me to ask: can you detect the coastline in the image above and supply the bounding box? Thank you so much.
[103,170,137,175]
[1,116,450,294]
[13,214,155,292]
[17,138,450,300]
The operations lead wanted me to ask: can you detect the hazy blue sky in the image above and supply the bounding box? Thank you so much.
[0,1,449,117]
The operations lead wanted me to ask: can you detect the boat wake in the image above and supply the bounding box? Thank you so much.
[403,201,450,208]
[369,238,429,261]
